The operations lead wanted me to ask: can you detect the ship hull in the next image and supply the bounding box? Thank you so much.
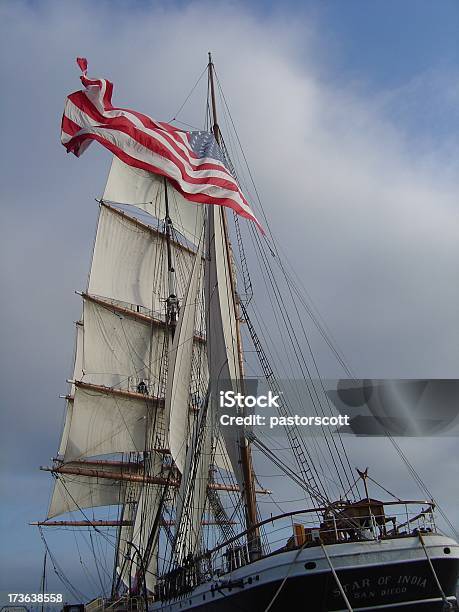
[152,535,459,611]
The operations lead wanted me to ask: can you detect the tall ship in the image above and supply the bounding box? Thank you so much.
[35,55,459,611]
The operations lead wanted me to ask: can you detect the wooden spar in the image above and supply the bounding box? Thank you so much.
[81,292,205,344]
[64,388,198,413]
[161,519,238,526]
[40,464,178,486]
[71,380,164,404]
[56,459,144,469]
[33,519,237,527]
[83,292,161,325]
[31,520,134,527]
[100,200,199,259]
[163,177,178,331]
[207,52,262,560]
[40,464,270,494]
[208,482,270,494]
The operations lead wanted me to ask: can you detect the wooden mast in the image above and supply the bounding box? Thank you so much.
[207,52,261,560]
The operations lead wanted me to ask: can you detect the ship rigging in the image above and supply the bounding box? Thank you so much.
[34,54,459,611]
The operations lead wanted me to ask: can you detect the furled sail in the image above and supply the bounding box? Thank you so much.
[127,453,164,591]
[103,156,205,247]
[205,206,244,489]
[173,397,212,561]
[164,230,204,474]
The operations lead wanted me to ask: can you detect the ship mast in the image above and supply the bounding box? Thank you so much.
[207,52,261,559]
[164,178,179,331]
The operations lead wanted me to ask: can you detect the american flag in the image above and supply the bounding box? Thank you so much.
[61,58,261,231]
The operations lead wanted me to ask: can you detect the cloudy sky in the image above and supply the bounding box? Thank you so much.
[1,0,458,601]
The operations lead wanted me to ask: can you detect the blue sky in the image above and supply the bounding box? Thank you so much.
[306,0,458,84]
[0,0,458,602]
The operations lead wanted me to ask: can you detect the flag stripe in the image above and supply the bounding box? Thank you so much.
[68,90,229,172]
[61,59,262,232]
[67,131,257,222]
[68,126,252,214]
[68,94,225,175]
[65,99,244,197]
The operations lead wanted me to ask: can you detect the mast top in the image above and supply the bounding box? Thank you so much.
[207,52,220,143]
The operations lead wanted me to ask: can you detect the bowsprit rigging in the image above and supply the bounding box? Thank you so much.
[32,54,459,612]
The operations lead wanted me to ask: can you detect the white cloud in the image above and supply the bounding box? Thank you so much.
[0,0,457,590]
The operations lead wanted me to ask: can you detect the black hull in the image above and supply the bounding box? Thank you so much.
[156,557,459,611]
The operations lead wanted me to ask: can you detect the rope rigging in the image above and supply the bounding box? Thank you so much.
[211,63,457,534]
[38,56,458,608]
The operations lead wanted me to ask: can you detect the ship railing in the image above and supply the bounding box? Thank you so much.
[205,501,437,577]
[89,595,155,612]
[155,501,437,599]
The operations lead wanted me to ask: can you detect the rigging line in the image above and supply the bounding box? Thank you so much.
[70,509,101,595]
[216,71,355,494]
[38,527,87,601]
[263,538,310,612]
[250,434,334,513]
[242,239,336,500]
[243,175,456,512]
[55,476,121,550]
[271,254,355,378]
[277,256,355,493]
[53,478,152,595]
[387,435,459,540]
[215,68,354,380]
[170,119,203,131]
[365,475,403,501]
[39,550,47,612]
[68,392,145,462]
[89,530,108,596]
[247,297,339,493]
[173,416,210,563]
[270,247,354,378]
[169,65,208,124]
[90,303,151,386]
[249,223,352,492]
[78,507,111,587]
[252,226,354,498]
[254,428,332,510]
[139,456,178,579]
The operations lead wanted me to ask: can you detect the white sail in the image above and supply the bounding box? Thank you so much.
[47,462,123,519]
[58,403,73,458]
[82,297,166,392]
[73,321,84,388]
[88,203,198,317]
[129,453,164,590]
[103,156,205,246]
[58,321,84,456]
[205,206,244,489]
[88,203,166,315]
[174,401,212,561]
[63,385,149,461]
[165,231,204,474]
